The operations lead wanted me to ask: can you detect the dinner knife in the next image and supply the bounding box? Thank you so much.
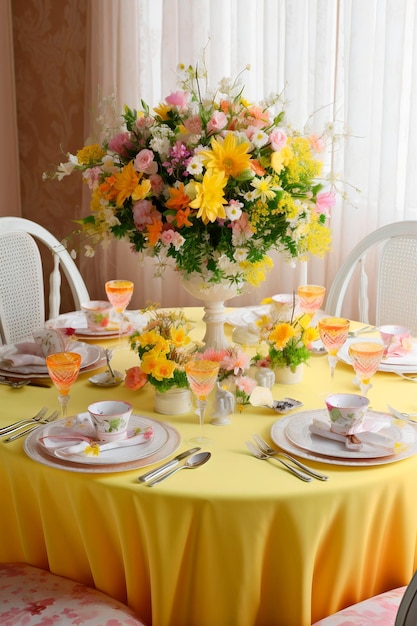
[0,377,51,388]
[137,447,201,483]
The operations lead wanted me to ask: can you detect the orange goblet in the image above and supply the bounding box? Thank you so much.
[185,359,220,443]
[297,285,326,317]
[348,341,384,395]
[46,351,82,417]
[105,280,134,342]
[318,317,350,377]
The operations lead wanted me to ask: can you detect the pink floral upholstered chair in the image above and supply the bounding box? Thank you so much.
[312,569,417,626]
[0,563,147,626]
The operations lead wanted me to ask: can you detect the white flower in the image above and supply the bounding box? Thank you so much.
[55,155,77,180]
[186,155,204,176]
[249,127,269,149]
[84,245,95,258]
[225,200,243,221]
[233,248,248,262]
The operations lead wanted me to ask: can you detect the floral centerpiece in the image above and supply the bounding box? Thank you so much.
[254,312,319,374]
[47,61,335,295]
[125,308,196,393]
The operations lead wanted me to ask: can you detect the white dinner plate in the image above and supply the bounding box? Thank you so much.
[24,414,181,473]
[271,410,417,467]
[0,342,103,378]
[338,336,417,374]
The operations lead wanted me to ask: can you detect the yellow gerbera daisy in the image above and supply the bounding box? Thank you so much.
[200,133,252,178]
[268,323,296,349]
[189,170,228,224]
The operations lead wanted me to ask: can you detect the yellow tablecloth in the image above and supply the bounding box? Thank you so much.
[0,308,416,626]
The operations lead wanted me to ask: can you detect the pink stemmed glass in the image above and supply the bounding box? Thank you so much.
[185,359,220,443]
[318,317,350,377]
[105,280,134,342]
[297,285,326,318]
[348,341,384,395]
[46,351,82,417]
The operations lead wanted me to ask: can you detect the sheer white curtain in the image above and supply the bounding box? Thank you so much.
[86,0,417,315]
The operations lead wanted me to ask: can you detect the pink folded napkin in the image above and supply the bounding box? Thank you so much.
[310,417,404,453]
[40,427,153,458]
[384,335,413,357]
[0,342,45,367]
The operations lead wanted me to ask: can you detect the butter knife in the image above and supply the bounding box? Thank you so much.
[138,447,201,483]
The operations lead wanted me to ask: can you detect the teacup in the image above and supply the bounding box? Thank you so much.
[271,293,300,322]
[88,400,133,442]
[325,393,370,435]
[378,325,410,357]
[81,300,113,332]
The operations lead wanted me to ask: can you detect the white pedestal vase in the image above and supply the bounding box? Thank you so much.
[180,274,247,350]
[274,364,304,385]
[153,388,191,415]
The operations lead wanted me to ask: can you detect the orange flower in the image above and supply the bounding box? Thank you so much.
[250,159,266,176]
[166,183,191,211]
[146,218,163,245]
[175,208,193,228]
[125,366,148,390]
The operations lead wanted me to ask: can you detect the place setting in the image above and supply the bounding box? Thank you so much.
[270,392,417,467]
[23,399,182,473]
[0,327,107,381]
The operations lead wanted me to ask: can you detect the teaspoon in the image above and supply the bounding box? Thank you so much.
[147,451,211,486]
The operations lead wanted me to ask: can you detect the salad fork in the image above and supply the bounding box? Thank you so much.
[0,407,48,436]
[4,410,60,442]
[348,325,377,337]
[252,434,329,481]
[245,440,312,482]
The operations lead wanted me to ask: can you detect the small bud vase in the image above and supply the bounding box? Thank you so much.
[274,364,304,385]
[154,388,191,415]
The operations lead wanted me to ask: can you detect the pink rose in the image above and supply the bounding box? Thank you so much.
[184,115,203,135]
[316,190,336,217]
[166,90,190,110]
[108,132,134,157]
[269,129,287,151]
[134,149,158,175]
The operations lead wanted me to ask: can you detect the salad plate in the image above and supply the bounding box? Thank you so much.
[271,410,417,466]
[24,414,181,472]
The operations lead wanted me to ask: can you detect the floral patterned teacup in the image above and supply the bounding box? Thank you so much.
[81,301,113,332]
[87,400,133,442]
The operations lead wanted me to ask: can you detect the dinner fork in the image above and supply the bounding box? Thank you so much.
[252,434,329,481]
[4,410,60,442]
[245,440,312,482]
[0,407,49,436]
[390,370,417,382]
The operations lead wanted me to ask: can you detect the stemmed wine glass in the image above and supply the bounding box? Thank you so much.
[348,341,384,394]
[318,317,350,377]
[46,351,82,417]
[297,285,326,319]
[105,280,134,342]
[185,359,220,443]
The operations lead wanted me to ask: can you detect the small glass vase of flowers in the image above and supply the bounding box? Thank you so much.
[125,308,196,413]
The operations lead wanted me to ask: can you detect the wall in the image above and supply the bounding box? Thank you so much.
[11,0,87,312]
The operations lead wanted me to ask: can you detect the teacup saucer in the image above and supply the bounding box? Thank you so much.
[89,370,124,387]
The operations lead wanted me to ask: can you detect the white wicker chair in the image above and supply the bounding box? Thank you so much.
[325,221,417,335]
[0,217,89,344]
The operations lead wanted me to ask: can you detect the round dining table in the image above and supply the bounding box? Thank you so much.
[0,307,416,626]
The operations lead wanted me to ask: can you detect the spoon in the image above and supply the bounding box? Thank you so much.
[147,451,211,486]
[386,404,417,422]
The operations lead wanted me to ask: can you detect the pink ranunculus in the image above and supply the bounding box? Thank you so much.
[125,366,148,391]
[315,190,336,217]
[184,115,203,135]
[133,200,155,228]
[269,129,287,151]
[149,173,164,195]
[309,133,326,153]
[108,131,134,157]
[82,167,102,189]
[166,90,190,110]
[134,149,158,175]
[207,111,228,134]
[230,212,254,241]
[160,229,184,250]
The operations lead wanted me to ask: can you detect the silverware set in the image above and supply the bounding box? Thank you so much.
[0,407,60,442]
[246,434,329,482]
